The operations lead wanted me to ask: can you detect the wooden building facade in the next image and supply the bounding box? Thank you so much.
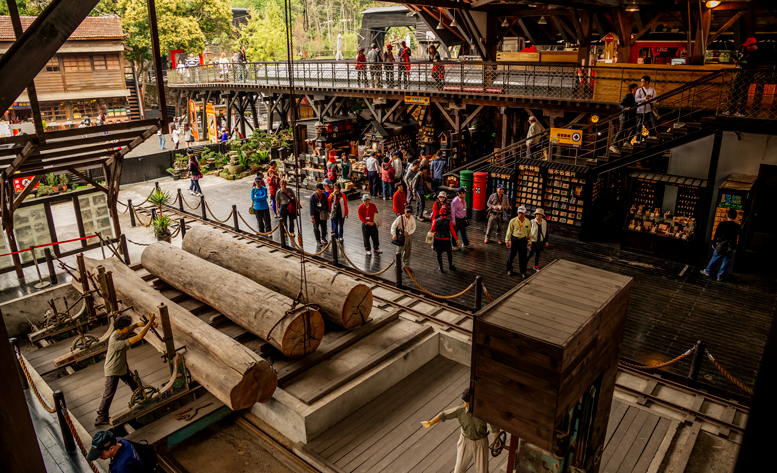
[0,16,132,129]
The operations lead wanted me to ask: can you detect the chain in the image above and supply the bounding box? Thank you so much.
[238,212,279,236]
[483,284,494,303]
[132,207,152,227]
[17,356,57,413]
[60,404,101,473]
[286,232,332,256]
[181,195,201,211]
[204,202,234,223]
[404,267,476,300]
[175,402,214,422]
[335,239,395,276]
[127,239,152,247]
[618,346,695,370]
[705,349,754,395]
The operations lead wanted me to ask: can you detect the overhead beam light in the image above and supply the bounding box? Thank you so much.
[451,10,458,28]
[626,1,639,12]
[501,17,510,28]
[538,16,547,25]
[705,0,721,7]
[436,20,444,30]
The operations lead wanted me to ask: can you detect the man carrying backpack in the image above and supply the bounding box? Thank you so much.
[87,430,157,472]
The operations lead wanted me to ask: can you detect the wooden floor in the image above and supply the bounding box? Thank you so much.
[305,356,509,473]
[47,343,172,437]
[26,324,111,376]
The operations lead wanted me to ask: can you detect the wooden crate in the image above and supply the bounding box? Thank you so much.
[471,259,632,452]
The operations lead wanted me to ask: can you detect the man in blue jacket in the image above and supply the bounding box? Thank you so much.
[251,174,271,234]
[430,156,447,195]
[87,430,148,472]
[310,183,330,246]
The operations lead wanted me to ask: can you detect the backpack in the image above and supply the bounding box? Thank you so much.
[127,439,158,472]
[326,166,336,181]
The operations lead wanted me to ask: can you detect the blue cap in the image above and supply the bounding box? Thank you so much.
[86,430,116,461]
[456,187,466,194]
[496,184,504,189]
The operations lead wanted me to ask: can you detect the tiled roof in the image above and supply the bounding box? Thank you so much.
[0,15,123,41]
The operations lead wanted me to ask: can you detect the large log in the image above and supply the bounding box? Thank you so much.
[141,242,324,358]
[182,225,373,329]
[75,257,276,410]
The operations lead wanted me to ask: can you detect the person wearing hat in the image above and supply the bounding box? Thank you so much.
[94,314,156,426]
[310,183,330,246]
[528,208,549,271]
[251,174,272,234]
[505,206,532,278]
[383,43,396,87]
[398,40,412,88]
[431,207,458,273]
[485,184,510,244]
[366,42,383,88]
[430,190,451,221]
[358,194,382,256]
[391,205,417,271]
[87,430,156,471]
[356,47,367,87]
[724,37,768,117]
[450,187,470,250]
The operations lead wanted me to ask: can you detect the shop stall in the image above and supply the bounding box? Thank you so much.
[711,174,757,244]
[621,171,706,261]
[363,120,417,155]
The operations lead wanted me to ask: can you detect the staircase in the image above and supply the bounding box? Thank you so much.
[125,67,144,121]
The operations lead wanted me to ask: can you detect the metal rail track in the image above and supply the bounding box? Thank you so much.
[138,204,477,333]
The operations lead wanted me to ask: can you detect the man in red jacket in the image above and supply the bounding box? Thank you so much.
[358,194,382,256]
[398,41,411,89]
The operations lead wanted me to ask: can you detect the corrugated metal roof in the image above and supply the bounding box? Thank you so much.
[0,16,123,41]
[361,6,409,14]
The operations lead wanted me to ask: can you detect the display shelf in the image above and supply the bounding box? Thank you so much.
[711,174,756,243]
[541,168,586,227]
[515,165,543,214]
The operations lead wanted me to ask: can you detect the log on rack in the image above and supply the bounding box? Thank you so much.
[182,225,373,329]
[141,242,324,358]
[75,257,277,410]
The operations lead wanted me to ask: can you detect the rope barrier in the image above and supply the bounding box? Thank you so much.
[18,356,56,413]
[335,239,395,276]
[706,349,754,395]
[204,202,233,223]
[286,232,333,256]
[483,284,494,303]
[169,225,182,239]
[181,195,201,211]
[404,267,476,300]
[61,405,101,473]
[132,208,152,227]
[237,212,279,236]
[618,346,695,370]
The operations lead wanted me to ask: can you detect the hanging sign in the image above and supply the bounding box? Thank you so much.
[13,176,39,192]
[550,128,583,147]
[188,100,200,141]
[404,96,430,105]
[206,104,217,144]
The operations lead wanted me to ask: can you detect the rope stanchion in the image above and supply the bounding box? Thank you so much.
[286,232,332,256]
[706,350,754,395]
[404,267,476,300]
[619,346,695,370]
[181,195,201,211]
[335,239,395,276]
[60,406,101,473]
[169,225,182,239]
[237,212,279,236]
[204,202,234,223]
[18,357,56,414]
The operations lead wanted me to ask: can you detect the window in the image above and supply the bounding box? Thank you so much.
[99,98,128,118]
[63,56,91,72]
[71,99,101,120]
[40,102,68,123]
[106,55,121,70]
[44,57,60,72]
[92,55,106,70]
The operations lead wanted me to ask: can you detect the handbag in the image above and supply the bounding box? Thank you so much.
[426,231,435,244]
[374,211,382,228]
[391,217,406,246]
[457,218,469,229]
[249,207,255,215]
[715,240,732,256]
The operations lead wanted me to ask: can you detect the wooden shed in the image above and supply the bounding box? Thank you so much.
[471,259,632,462]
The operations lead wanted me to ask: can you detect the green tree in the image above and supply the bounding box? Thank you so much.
[242,0,289,61]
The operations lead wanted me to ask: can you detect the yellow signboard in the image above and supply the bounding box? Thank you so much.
[206,104,217,144]
[404,96,430,105]
[550,127,583,147]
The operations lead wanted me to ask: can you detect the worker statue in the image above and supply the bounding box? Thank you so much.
[422,387,500,473]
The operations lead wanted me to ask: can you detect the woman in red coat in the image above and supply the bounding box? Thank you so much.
[356,48,367,87]
[393,182,408,216]
[328,183,349,242]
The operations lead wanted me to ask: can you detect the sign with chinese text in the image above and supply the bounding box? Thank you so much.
[404,96,430,105]
[13,176,39,192]
[550,128,582,147]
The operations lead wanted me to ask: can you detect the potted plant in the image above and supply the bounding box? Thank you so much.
[167,167,181,180]
[148,188,173,241]
[36,185,51,198]
[46,173,60,193]
[59,174,69,191]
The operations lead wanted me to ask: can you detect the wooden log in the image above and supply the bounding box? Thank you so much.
[141,242,324,358]
[181,225,373,329]
[74,257,277,410]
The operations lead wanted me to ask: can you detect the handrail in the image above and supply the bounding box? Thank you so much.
[447,130,549,175]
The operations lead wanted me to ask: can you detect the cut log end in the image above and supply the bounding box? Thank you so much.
[232,360,278,408]
[341,284,374,329]
[281,309,325,359]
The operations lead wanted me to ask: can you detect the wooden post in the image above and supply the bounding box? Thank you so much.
[106,271,118,315]
[395,251,403,289]
[158,303,176,373]
[146,0,168,125]
[44,248,57,285]
[177,189,184,212]
[8,337,27,389]
[97,266,112,313]
[279,221,287,249]
[232,204,239,231]
[128,199,136,227]
[474,276,482,312]
[76,254,97,320]
[120,234,131,265]
[688,340,706,388]
[331,234,339,267]
[505,434,518,472]
[53,391,76,454]
[179,218,186,239]
[200,195,207,220]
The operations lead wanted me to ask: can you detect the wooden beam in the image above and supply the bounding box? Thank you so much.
[496,17,521,44]
[706,10,745,47]
[15,150,120,174]
[630,13,665,47]
[470,0,498,8]
[22,158,110,176]
[524,108,547,130]
[11,175,41,213]
[421,6,467,43]
[554,16,577,43]
[434,102,456,129]
[382,100,404,124]
[461,105,485,129]
[320,96,338,117]
[68,169,108,194]
[1,142,36,178]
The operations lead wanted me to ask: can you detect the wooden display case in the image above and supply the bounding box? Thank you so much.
[471,259,632,457]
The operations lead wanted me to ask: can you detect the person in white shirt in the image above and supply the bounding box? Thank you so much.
[634,75,657,140]
[171,124,180,149]
[219,52,231,81]
[528,208,549,271]
[365,153,380,197]
[391,205,417,271]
